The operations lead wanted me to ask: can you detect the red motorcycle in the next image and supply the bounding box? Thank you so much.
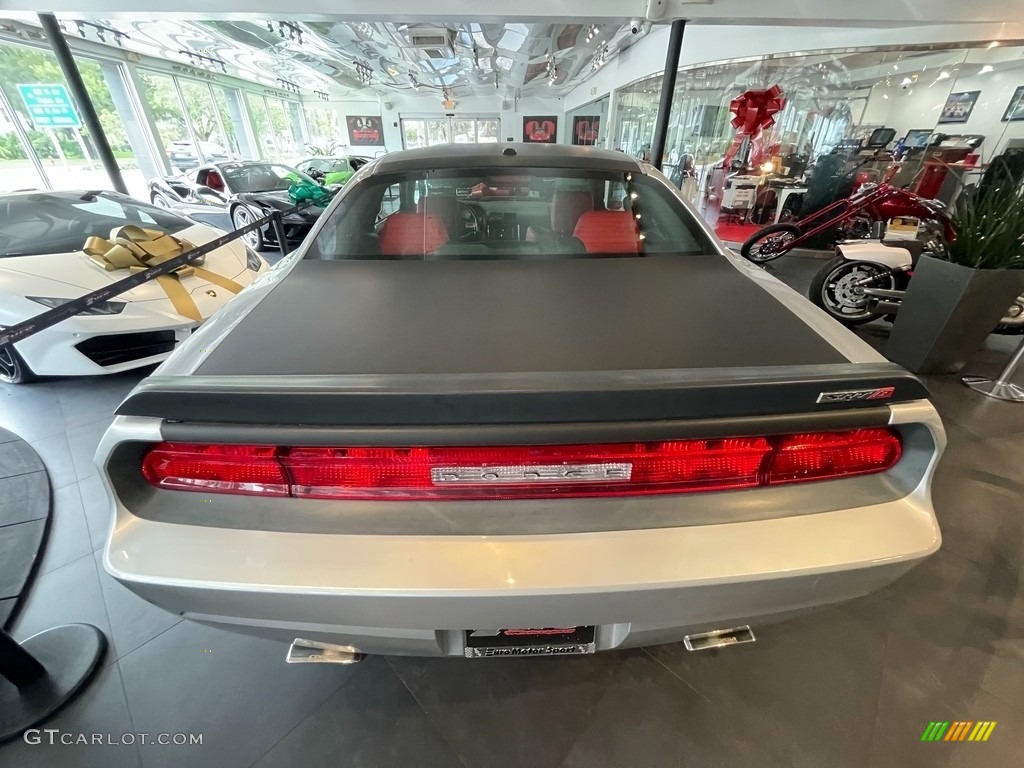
[740,182,955,263]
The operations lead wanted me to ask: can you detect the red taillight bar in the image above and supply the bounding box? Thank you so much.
[140,429,901,501]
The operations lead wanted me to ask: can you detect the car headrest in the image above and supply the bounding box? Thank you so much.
[551,189,594,236]
[417,196,460,235]
[379,212,449,256]
[573,211,640,254]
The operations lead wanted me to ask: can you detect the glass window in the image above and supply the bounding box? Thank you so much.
[0,43,153,196]
[476,119,499,143]
[614,46,977,245]
[0,95,47,193]
[138,71,192,171]
[425,119,451,146]
[402,119,426,149]
[177,81,232,165]
[212,86,257,160]
[306,167,713,261]
[401,117,501,149]
[451,119,474,144]
[244,93,274,160]
[304,106,341,152]
[265,98,298,162]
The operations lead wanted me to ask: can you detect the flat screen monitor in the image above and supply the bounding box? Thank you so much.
[867,127,896,148]
[903,129,933,149]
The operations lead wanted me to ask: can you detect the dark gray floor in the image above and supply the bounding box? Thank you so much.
[1,252,1023,767]
[0,427,50,628]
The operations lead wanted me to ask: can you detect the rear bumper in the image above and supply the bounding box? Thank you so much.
[100,401,943,657]
[104,499,939,656]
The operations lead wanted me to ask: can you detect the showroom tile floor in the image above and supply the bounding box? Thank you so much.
[2,252,1023,768]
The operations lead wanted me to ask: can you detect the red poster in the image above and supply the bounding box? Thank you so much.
[347,115,384,146]
[523,116,557,143]
[572,116,600,146]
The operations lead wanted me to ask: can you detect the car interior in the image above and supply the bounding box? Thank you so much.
[307,170,711,260]
[196,169,226,193]
[221,164,308,193]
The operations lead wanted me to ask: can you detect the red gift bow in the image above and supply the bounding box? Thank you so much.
[729,85,785,137]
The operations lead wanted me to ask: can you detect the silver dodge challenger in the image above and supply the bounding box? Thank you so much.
[98,143,944,660]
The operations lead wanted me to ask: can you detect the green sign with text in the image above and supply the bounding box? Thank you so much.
[17,83,81,128]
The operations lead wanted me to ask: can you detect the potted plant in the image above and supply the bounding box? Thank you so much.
[886,170,1024,374]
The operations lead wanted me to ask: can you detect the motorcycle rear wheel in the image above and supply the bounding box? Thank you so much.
[810,256,896,325]
[740,223,800,263]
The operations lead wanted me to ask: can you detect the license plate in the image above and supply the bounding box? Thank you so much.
[464,627,596,658]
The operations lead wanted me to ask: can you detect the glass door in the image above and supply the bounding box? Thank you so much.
[402,118,426,149]
[476,118,499,143]
[425,119,451,146]
[401,116,501,149]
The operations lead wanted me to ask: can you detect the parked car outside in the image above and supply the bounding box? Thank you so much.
[166,140,232,171]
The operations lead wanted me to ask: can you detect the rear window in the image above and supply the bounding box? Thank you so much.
[0,192,190,258]
[305,167,712,261]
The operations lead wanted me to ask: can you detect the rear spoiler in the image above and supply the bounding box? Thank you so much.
[117,363,929,427]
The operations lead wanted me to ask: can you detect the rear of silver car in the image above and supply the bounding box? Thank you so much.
[97,148,944,659]
[97,392,942,658]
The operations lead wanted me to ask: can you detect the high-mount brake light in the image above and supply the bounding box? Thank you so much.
[141,429,901,501]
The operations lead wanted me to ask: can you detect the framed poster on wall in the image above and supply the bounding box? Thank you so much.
[346,115,385,146]
[523,116,557,143]
[938,91,980,124]
[572,116,601,146]
[1001,85,1024,122]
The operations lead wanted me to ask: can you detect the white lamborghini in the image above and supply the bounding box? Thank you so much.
[0,190,269,384]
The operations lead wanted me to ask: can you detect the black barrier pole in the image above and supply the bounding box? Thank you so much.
[0,624,106,743]
[271,211,290,256]
[651,19,687,171]
[37,13,129,196]
[0,630,46,688]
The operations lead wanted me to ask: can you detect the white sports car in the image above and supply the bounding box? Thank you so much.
[0,190,269,384]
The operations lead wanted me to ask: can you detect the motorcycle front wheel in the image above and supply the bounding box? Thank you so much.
[810,256,896,325]
[740,223,800,263]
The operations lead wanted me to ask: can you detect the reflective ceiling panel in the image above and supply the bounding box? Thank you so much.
[47,15,634,99]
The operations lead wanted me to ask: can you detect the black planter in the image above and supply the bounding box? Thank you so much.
[886,255,1024,374]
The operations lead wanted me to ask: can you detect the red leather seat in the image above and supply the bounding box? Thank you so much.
[205,171,225,192]
[573,211,639,254]
[379,212,449,256]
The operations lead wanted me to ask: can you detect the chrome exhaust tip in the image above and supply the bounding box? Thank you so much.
[683,625,756,652]
[286,638,366,665]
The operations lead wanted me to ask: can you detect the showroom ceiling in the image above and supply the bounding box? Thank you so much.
[20,16,640,99]
[3,0,1023,26]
